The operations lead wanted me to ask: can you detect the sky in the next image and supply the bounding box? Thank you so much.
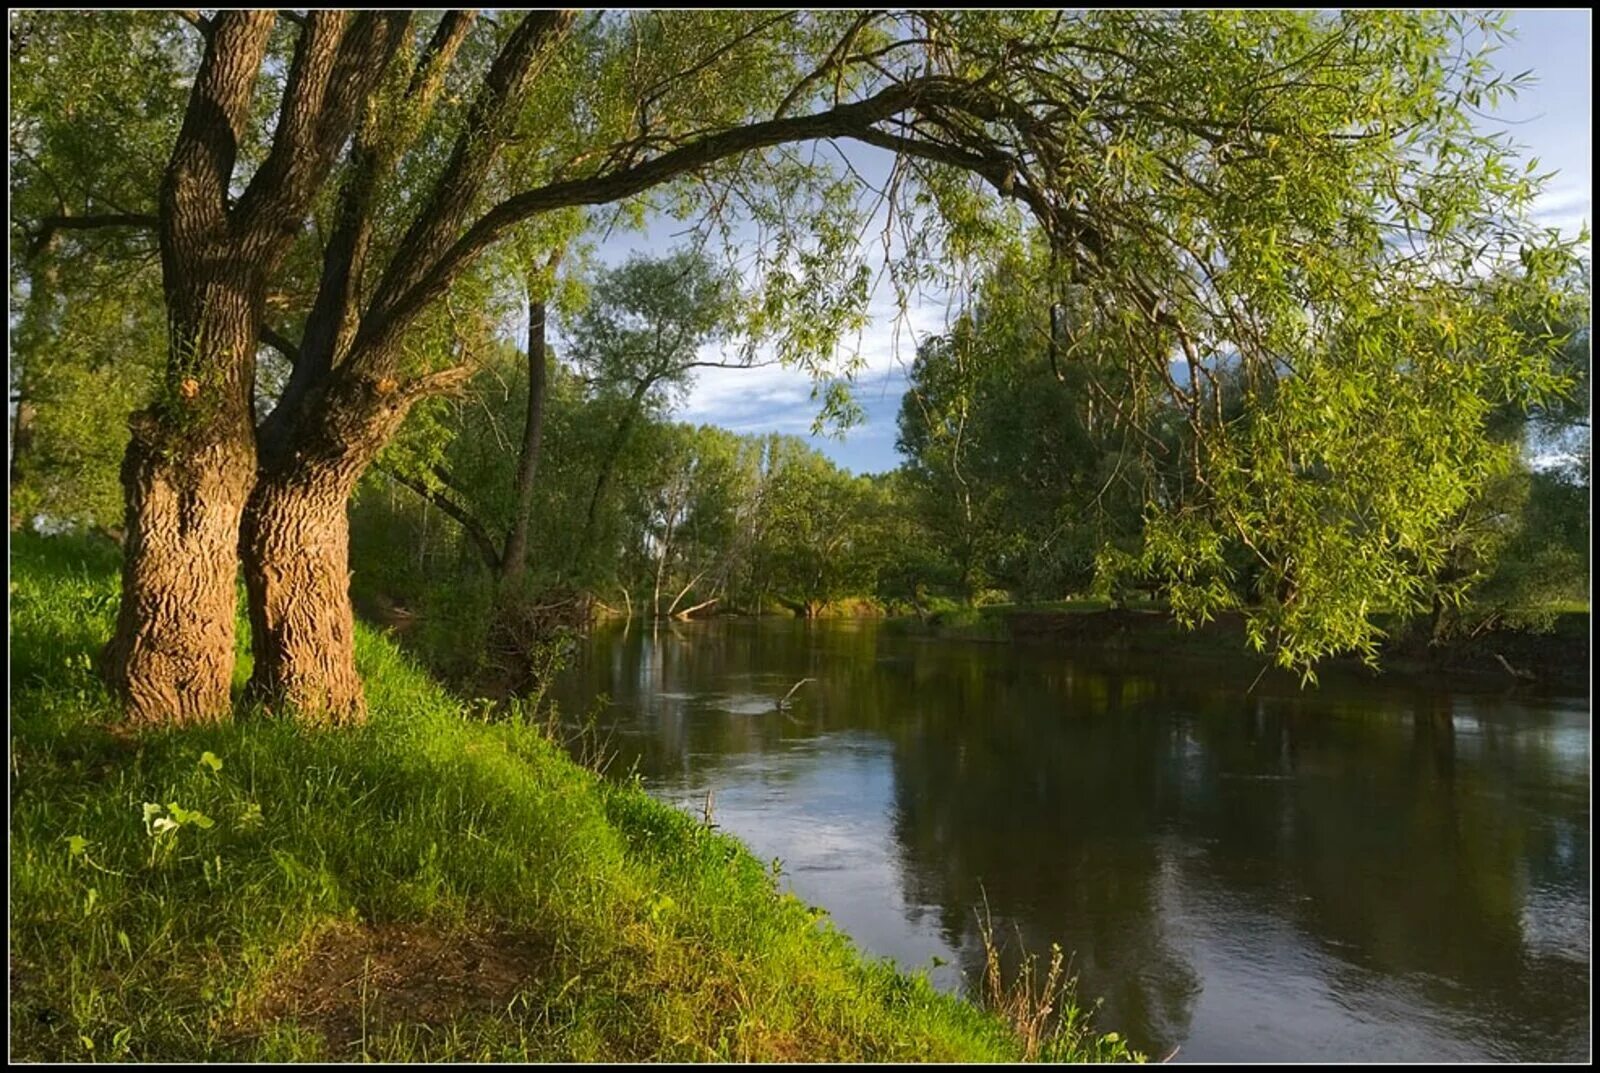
[571,10,1595,476]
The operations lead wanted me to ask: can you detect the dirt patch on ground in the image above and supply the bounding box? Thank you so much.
[246,920,553,1056]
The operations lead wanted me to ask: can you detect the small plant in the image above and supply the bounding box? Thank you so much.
[236,801,265,829]
[141,801,215,867]
[974,893,1141,1062]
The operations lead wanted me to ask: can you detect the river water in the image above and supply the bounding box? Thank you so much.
[549,617,1591,1062]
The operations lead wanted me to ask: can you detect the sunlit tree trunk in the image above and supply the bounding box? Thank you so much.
[105,11,408,724]
[241,470,364,723]
[105,387,256,724]
[105,256,266,723]
[243,363,442,721]
[101,11,277,723]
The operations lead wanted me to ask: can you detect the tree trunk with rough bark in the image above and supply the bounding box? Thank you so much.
[244,362,435,721]
[104,417,256,723]
[105,11,409,725]
[100,11,278,723]
[242,471,364,723]
[103,284,265,721]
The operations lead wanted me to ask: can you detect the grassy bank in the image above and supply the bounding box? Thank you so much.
[9,534,1135,1063]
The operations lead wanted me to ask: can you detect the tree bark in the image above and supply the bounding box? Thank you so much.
[104,261,266,720]
[498,295,548,588]
[241,471,364,723]
[242,359,436,722]
[104,11,408,725]
[104,408,255,724]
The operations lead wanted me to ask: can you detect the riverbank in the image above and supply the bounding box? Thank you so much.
[890,604,1590,695]
[8,534,1135,1063]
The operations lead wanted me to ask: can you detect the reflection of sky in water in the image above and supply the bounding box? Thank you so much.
[637,730,966,992]
[558,621,1591,1062]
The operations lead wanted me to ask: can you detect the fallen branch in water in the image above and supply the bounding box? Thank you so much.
[777,677,815,711]
[1492,653,1536,682]
[674,596,719,620]
[666,571,708,618]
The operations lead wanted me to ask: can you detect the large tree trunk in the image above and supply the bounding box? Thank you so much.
[103,10,373,725]
[104,405,256,724]
[104,256,265,724]
[241,471,364,723]
[244,364,428,723]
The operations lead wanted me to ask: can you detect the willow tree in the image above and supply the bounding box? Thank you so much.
[11,10,1580,721]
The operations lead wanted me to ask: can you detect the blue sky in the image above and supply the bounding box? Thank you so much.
[572,11,1594,476]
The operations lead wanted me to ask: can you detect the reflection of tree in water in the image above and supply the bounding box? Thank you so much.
[881,647,1590,1060]
[558,619,908,784]
[1223,691,1591,1059]
[881,652,1203,1055]
[556,621,1590,1060]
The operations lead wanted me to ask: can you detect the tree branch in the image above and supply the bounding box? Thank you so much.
[176,10,211,39]
[258,323,301,365]
[356,78,960,358]
[159,10,276,259]
[363,11,575,326]
[234,12,412,246]
[375,462,503,573]
[260,11,475,458]
[26,213,158,258]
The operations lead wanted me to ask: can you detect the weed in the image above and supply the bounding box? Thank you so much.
[976,892,1141,1063]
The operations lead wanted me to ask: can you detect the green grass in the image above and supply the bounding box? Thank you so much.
[9,533,1137,1063]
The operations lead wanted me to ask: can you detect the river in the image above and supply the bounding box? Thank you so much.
[549,616,1590,1062]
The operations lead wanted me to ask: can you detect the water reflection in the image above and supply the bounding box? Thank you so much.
[550,619,1590,1062]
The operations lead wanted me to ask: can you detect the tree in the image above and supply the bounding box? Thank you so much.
[372,254,569,590]
[896,329,1007,602]
[12,10,1581,721]
[757,443,881,617]
[9,13,188,534]
[645,425,760,619]
[564,249,743,570]
[1430,271,1592,633]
